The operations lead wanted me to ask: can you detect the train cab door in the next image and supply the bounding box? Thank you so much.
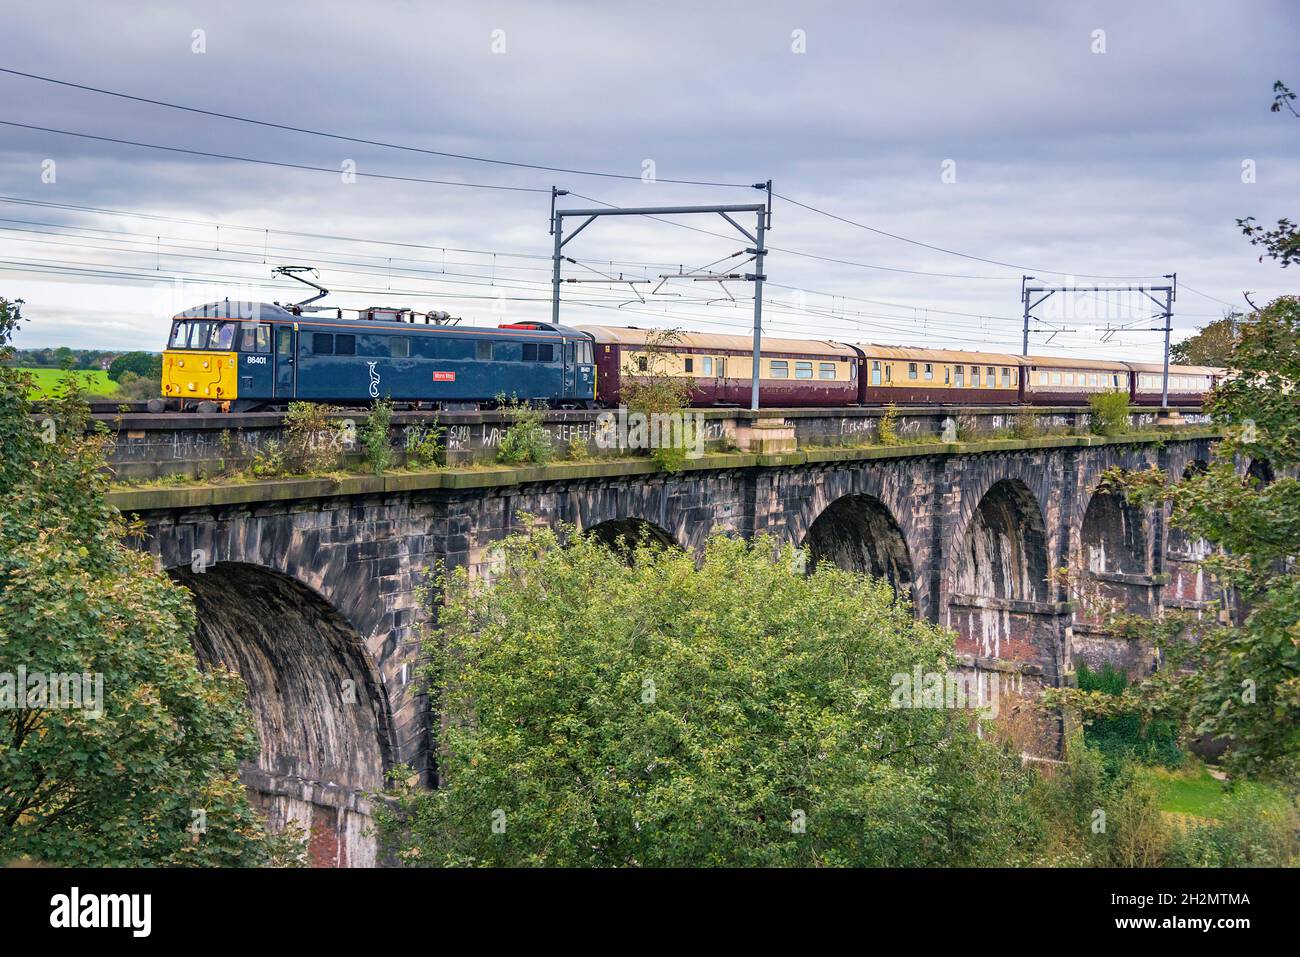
[274,323,297,399]
[562,339,577,398]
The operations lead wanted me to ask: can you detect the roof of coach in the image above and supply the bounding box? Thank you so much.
[1123,362,1221,376]
[1021,354,1131,371]
[577,325,858,357]
[855,343,1025,365]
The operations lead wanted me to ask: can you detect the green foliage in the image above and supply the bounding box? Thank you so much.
[1011,411,1041,440]
[0,297,297,866]
[108,371,162,401]
[1163,788,1299,866]
[361,396,394,475]
[1088,390,1130,436]
[877,403,900,445]
[404,419,444,469]
[496,394,552,465]
[1171,314,1241,366]
[381,528,1040,867]
[1080,296,1300,783]
[1075,662,1182,772]
[620,328,696,473]
[249,402,348,477]
[107,351,163,383]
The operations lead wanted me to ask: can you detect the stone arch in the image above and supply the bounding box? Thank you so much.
[953,479,1049,603]
[802,493,916,602]
[1080,485,1148,576]
[585,517,679,554]
[1247,458,1275,487]
[170,562,394,868]
[946,478,1055,667]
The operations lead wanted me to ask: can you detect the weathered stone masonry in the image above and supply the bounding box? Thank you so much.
[109,431,1219,865]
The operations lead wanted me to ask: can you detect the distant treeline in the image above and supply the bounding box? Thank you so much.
[4,348,162,381]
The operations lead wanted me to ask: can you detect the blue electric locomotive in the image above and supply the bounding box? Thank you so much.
[159,301,597,412]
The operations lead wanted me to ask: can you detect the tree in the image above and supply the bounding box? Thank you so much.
[107,351,162,383]
[1076,297,1300,783]
[381,526,1039,866]
[0,298,301,866]
[1171,314,1241,366]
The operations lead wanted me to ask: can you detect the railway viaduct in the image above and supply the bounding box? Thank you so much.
[103,409,1222,867]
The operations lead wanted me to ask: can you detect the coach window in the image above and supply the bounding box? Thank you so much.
[1088,373,1098,387]
[636,355,649,372]
[819,362,836,380]
[971,366,980,387]
[871,361,882,385]
[923,363,933,381]
[955,366,965,387]
[335,334,356,356]
[985,366,994,385]
[702,357,714,375]
[390,337,410,358]
[905,362,916,380]
[795,361,813,379]
[684,357,694,373]
[1001,367,1010,387]
[770,360,789,378]
[1051,371,1062,385]
[944,366,951,384]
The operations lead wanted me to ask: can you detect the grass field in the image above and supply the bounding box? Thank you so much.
[1141,763,1291,819]
[16,367,119,399]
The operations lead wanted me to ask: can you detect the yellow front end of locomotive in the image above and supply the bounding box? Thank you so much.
[160,350,238,404]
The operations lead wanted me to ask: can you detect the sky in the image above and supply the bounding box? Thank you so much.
[0,0,1296,360]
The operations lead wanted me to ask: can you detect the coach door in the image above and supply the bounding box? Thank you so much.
[274,324,297,398]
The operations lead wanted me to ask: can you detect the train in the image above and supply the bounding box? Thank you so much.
[156,300,1222,412]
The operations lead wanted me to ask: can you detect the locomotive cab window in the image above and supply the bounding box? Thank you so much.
[277,328,293,355]
[390,337,411,358]
[169,322,189,348]
[240,324,271,354]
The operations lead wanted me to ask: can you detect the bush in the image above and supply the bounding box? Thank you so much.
[361,397,394,474]
[1164,789,1300,866]
[404,419,444,469]
[282,402,348,474]
[1076,662,1182,771]
[1089,390,1131,436]
[878,404,900,445]
[496,395,552,465]
[107,351,162,383]
[1011,411,1040,440]
[381,529,1040,867]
